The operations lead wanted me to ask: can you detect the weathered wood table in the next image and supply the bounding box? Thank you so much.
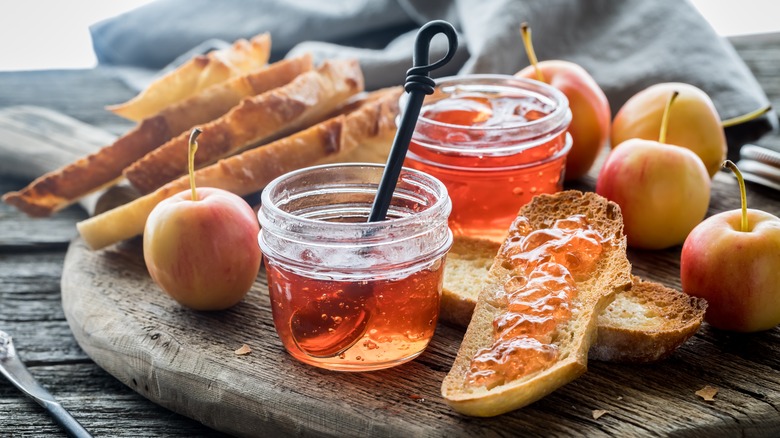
[1,33,779,437]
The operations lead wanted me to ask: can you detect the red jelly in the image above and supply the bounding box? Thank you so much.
[258,164,452,371]
[466,215,609,388]
[405,75,572,242]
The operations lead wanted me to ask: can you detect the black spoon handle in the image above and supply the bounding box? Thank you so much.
[368,20,458,222]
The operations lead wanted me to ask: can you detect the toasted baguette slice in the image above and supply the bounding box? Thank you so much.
[107,33,271,121]
[442,241,707,363]
[124,59,364,194]
[440,237,502,327]
[157,54,313,140]
[1,55,313,217]
[77,87,400,250]
[590,276,707,363]
[441,191,632,417]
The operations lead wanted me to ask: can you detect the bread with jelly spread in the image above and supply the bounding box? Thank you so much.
[441,240,707,363]
[441,190,632,416]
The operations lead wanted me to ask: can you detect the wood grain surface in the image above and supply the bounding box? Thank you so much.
[58,177,780,437]
[2,34,780,437]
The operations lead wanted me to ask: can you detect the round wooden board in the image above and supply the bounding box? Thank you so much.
[61,237,780,437]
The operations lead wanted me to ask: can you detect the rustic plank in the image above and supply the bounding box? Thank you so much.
[0,363,229,437]
[0,179,86,250]
[730,33,780,152]
[59,237,780,437]
[0,68,135,136]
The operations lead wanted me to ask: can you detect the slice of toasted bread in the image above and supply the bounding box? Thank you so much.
[590,275,707,363]
[441,191,632,417]
[440,237,502,326]
[1,55,313,217]
[441,239,707,363]
[77,87,400,250]
[107,33,271,121]
[123,59,364,194]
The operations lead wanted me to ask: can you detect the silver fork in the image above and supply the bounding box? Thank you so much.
[0,330,92,438]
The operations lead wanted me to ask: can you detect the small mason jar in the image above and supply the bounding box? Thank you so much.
[257,163,452,371]
[404,74,572,241]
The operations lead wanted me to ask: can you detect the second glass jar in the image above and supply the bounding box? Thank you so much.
[404,74,572,241]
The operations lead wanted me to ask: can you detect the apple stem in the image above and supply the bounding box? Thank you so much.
[188,128,202,202]
[722,160,749,232]
[658,91,679,144]
[721,104,772,128]
[520,22,545,82]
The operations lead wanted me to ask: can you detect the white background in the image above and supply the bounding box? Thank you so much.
[0,0,778,72]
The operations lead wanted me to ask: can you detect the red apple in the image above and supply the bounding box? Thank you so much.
[611,83,725,178]
[681,161,780,332]
[516,24,610,180]
[596,92,711,249]
[143,129,261,310]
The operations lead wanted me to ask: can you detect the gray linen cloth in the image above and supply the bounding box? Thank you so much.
[91,0,776,149]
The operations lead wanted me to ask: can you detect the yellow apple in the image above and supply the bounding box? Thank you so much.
[597,91,711,249]
[611,82,725,178]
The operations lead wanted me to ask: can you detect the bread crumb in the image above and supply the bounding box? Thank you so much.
[409,394,425,402]
[234,344,252,355]
[592,409,608,420]
[696,385,717,402]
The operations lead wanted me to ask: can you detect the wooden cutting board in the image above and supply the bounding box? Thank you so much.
[8,105,778,436]
[61,236,780,437]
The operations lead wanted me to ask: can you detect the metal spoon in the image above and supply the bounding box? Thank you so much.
[0,330,92,438]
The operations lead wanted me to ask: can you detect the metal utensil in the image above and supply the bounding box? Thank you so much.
[0,330,92,438]
[736,144,780,192]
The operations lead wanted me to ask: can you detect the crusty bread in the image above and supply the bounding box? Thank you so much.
[590,275,707,363]
[123,59,364,194]
[1,55,313,217]
[107,33,271,121]
[441,191,632,417]
[441,240,707,363]
[440,237,502,326]
[154,54,313,141]
[77,87,401,250]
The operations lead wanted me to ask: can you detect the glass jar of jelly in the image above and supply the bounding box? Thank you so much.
[404,75,572,241]
[257,163,452,371]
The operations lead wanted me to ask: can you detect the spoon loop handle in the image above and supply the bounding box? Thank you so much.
[369,20,459,222]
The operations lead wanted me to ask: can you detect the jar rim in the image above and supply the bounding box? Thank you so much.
[258,163,451,245]
[406,74,570,133]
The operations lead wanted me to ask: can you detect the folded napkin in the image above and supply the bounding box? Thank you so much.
[92,0,776,150]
